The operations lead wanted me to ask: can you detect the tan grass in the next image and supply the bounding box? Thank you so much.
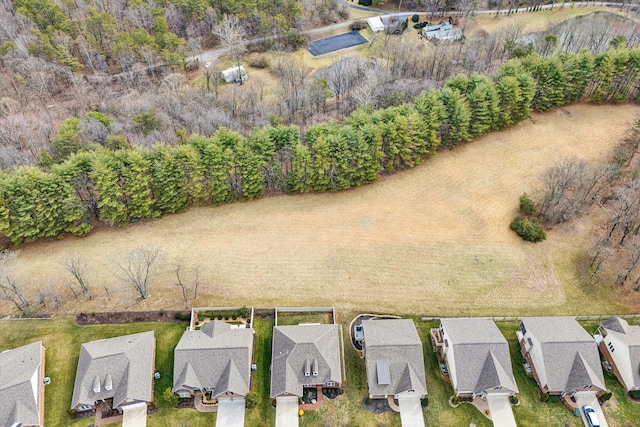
[472,5,623,35]
[4,104,640,316]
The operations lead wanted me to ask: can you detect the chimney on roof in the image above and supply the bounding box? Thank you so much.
[304,359,310,377]
[312,358,318,376]
[105,374,113,391]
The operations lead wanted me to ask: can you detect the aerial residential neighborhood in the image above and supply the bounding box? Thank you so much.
[1,0,640,426]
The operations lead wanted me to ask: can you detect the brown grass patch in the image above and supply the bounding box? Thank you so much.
[3,104,640,316]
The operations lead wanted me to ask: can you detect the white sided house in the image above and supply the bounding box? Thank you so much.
[421,21,462,41]
[221,65,248,83]
[361,318,427,399]
[367,16,385,32]
[431,318,518,400]
[597,317,640,392]
[517,317,605,398]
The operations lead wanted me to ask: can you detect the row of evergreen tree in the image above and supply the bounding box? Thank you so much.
[1,48,639,245]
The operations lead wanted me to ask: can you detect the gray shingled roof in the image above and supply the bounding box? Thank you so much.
[270,324,342,398]
[0,341,43,427]
[440,318,518,395]
[362,319,427,397]
[71,331,155,409]
[600,317,640,389]
[173,321,253,398]
[521,317,605,393]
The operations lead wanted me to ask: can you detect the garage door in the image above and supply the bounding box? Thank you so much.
[397,395,425,427]
[121,402,147,427]
[275,396,299,427]
[216,398,245,427]
[485,394,517,427]
[574,392,609,427]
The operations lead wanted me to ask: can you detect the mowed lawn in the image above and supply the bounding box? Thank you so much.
[3,315,640,426]
[3,104,640,316]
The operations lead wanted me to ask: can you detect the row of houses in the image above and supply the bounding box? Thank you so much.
[2,313,639,426]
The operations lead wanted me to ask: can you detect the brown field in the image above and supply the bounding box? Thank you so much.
[4,103,640,316]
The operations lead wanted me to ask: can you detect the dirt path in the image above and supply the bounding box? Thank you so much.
[4,104,639,316]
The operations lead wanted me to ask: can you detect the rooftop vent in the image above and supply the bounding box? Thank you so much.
[92,376,101,393]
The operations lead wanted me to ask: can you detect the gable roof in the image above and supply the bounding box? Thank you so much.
[71,331,155,409]
[0,341,44,427]
[362,319,427,396]
[270,324,342,398]
[521,317,605,393]
[441,318,518,394]
[600,316,640,389]
[173,321,253,397]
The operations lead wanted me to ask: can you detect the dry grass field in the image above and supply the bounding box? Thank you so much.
[3,104,640,317]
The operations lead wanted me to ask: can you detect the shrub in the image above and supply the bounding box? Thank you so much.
[365,397,372,405]
[162,387,179,407]
[411,14,420,22]
[413,22,428,29]
[248,54,269,69]
[510,217,546,242]
[358,0,372,5]
[239,306,250,318]
[519,192,536,215]
[421,397,429,407]
[599,391,612,402]
[630,390,640,400]
[539,392,549,402]
[509,395,519,405]
[350,20,367,31]
[245,391,258,409]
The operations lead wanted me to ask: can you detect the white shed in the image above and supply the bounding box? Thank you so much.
[367,16,385,32]
[221,65,248,83]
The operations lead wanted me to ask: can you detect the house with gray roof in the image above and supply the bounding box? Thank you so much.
[597,316,640,392]
[517,317,605,397]
[361,319,427,399]
[432,318,518,399]
[270,324,342,399]
[71,331,155,413]
[173,320,254,403]
[0,341,45,427]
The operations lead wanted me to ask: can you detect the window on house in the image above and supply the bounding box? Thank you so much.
[527,337,533,347]
[520,322,527,334]
[408,389,415,393]
[608,342,615,352]
[444,339,448,347]
[327,381,335,387]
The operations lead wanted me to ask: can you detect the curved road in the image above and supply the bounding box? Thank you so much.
[189,1,627,65]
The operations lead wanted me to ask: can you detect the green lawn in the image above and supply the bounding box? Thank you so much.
[3,316,640,426]
[275,310,334,326]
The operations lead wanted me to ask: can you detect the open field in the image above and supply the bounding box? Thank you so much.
[3,104,640,317]
[2,315,640,426]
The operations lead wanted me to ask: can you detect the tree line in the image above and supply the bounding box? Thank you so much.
[1,47,640,246]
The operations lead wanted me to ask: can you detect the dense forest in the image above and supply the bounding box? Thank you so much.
[1,46,639,247]
[1,0,640,250]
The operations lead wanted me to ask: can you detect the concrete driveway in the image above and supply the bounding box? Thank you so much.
[216,398,245,427]
[574,392,609,427]
[121,402,147,427]
[275,396,299,427]
[397,395,425,427]
[485,395,517,427]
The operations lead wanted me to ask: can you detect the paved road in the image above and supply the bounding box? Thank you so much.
[188,1,627,65]
[397,395,426,427]
[121,402,148,427]
[486,394,517,427]
[275,396,299,427]
[574,392,609,427]
[216,398,246,427]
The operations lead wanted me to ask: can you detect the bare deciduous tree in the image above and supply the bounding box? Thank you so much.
[174,262,203,307]
[62,255,93,299]
[0,250,29,315]
[214,14,246,85]
[111,247,161,299]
